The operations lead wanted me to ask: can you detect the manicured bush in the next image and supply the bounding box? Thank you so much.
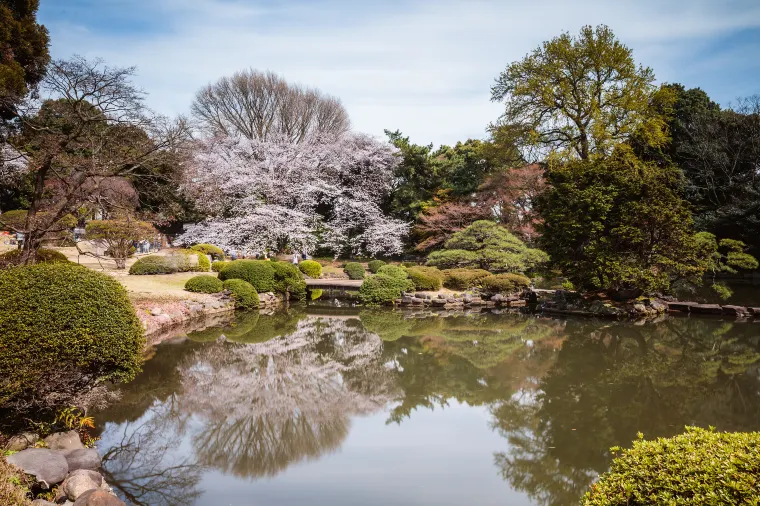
[0,248,70,267]
[185,275,224,293]
[583,427,760,506]
[222,279,260,309]
[406,266,445,291]
[344,262,365,280]
[442,268,492,290]
[298,259,322,278]
[129,255,177,275]
[0,263,144,410]
[426,249,480,269]
[359,274,415,304]
[190,243,225,260]
[367,259,386,273]
[479,273,530,295]
[219,260,276,292]
[376,264,408,279]
[129,250,209,275]
[212,260,230,272]
[178,249,211,272]
[272,261,307,300]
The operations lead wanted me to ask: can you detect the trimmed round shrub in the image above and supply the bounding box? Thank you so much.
[344,262,365,280]
[367,260,386,273]
[376,264,408,279]
[190,243,225,260]
[212,260,230,273]
[583,427,760,505]
[129,255,177,275]
[298,259,322,278]
[0,263,144,409]
[222,279,260,309]
[406,266,444,291]
[0,248,70,268]
[360,274,415,305]
[442,268,491,290]
[479,273,530,295]
[272,261,307,300]
[185,275,224,293]
[219,260,276,292]
[178,249,210,272]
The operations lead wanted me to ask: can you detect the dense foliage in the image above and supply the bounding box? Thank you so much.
[298,259,322,278]
[583,427,760,505]
[212,260,229,272]
[695,232,758,298]
[0,247,68,267]
[376,264,408,279]
[360,272,415,304]
[406,266,445,291]
[0,263,144,411]
[219,260,276,292]
[442,268,492,290]
[129,250,208,275]
[191,243,225,260]
[272,261,307,300]
[343,262,365,280]
[185,275,224,293]
[222,279,260,309]
[367,259,387,273]
[479,273,531,295]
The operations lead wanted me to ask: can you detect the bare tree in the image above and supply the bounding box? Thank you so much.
[191,69,350,142]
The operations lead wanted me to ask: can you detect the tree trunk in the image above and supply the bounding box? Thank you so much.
[19,231,42,265]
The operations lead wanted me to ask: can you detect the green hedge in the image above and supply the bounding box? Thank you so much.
[219,260,276,292]
[406,266,444,291]
[212,260,230,272]
[479,273,530,294]
[190,243,225,260]
[223,279,260,309]
[298,260,322,278]
[359,274,415,305]
[583,427,760,505]
[129,255,176,274]
[273,262,307,300]
[0,248,70,268]
[185,275,224,293]
[0,263,144,409]
[344,262,365,280]
[180,249,211,272]
[442,268,491,290]
[376,264,407,279]
[129,250,209,275]
[367,260,386,273]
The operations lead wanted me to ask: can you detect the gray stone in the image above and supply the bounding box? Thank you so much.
[154,314,172,325]
[63,469,103,501]
[73,489,126,506]
[150,307,163,316]
[691,304,723,315]
[749,307,760,316]
[722,305,749,316]
[632,303,646,313]
[44,431,84,451]
[5,432,39,451]
[666,301,697,312]
[31,500,58,506]
[61,448,101,471]
[7,448,68,488]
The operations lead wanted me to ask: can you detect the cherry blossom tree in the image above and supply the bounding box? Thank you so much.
[177,133,409,256]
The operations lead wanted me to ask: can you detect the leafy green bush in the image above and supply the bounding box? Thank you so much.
[190,243,225,260]
[222,279,260,309]
[129,250,209,275]
[442,268,491,290]
[272,262,307,300]
[0,263,144,410]
[298,259,322,278]
[129,255,177,275]
[406,266,444,290]
[179,249,211,272]
[212,260,230,272]
[219,260,276,292]
[359,274,415,304]
[376,264,408,279]
[185,275,224,293]
[344,262,365,280]
[426,249,480,269]
[583,427,760,506]
[401,261,418,268]
[367,260,387,273]
[479,273,530,295]
[0,248,70,268]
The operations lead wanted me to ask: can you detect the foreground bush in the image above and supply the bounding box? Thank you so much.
[406,266,444,290]
[0,263,144,411]
[0,248,69,268]
[442,268,491,290]
[360,273,415,304]
[344,262,365,280]
[367,259,386,273]
[222,279,260,309]
[212,260,230,272]
[272,262,307,300]
[185,275,224,293]
[219,260,276,292]
[583,427,760,505]
[479,273,530,294]
[190,243,225,260]
[298,259,322,278]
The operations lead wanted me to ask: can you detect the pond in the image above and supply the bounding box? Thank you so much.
[93,306,760,506]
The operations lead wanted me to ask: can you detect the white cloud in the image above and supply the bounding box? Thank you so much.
[42,0,760,146]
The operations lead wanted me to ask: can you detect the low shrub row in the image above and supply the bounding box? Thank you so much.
[441,268,491,290]
[212,260,230,272]
[185,275,224,293]
[367,259,386,273]
[406,266,445,291]
[479,273,531,295]
[190,243,225,260]
[130,250,209,275]
[0,248,69,268]
[219,259,306,299]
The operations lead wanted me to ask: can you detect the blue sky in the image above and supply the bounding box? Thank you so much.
[39,0,760,146]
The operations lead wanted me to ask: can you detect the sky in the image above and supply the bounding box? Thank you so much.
[38,0,760,147]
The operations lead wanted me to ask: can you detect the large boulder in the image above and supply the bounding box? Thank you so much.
[6,448,68,488]
[73,489,126,506]
[61,448,101,471]
[63,469,104,501]
[44,431,85,451]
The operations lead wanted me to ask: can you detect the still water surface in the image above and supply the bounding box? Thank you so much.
[95,307,760,506]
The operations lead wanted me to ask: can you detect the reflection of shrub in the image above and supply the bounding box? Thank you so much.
[479,273,530,294]
[406,266,444,291]
[359,310,414,341]
[273,262,306,300]
[0,248,69,268]
[191,243,225,260]
[0,263,144,410]
[584,427,760,506]
[442,268,491,290]
[212,260,230,272]
[360,274,415,304]
[298,260,322,278]
[310,289,323,301]
[223,279,260,309]
[376,265,407,279]
[219,260,275,292]
[367,260,386,273]
[344,262,365,280]
[185,275,224,293]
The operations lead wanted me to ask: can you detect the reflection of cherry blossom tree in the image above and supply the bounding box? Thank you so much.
[177,133,408,256]
[179,317,396,478]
